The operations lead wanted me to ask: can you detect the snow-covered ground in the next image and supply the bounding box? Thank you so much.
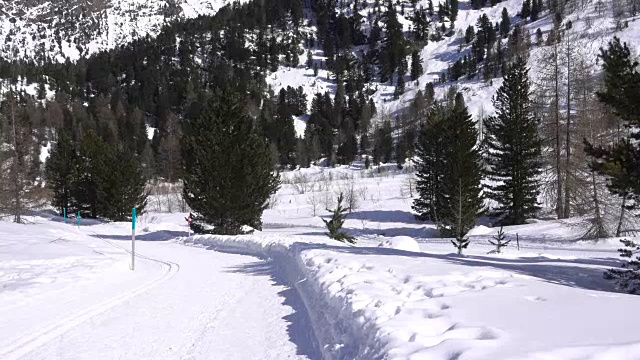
[0,214,315,359]
[2,166,640,359]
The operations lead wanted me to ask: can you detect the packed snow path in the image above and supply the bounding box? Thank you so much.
[0,220,317,360]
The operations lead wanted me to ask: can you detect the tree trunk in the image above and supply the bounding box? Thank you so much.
[563,33,571,218]
[9,89,21,224]
[554,40,564,219]
[590,171,607,239]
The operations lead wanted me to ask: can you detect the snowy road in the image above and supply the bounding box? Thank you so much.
[0,222,317,360]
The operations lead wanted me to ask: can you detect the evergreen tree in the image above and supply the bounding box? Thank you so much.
[410,50,424,81]
[394,74,406,99]
[46,130,76,215]
[181,90,279,235]
[450,0,459,25]
[500,8,511,38]
[71,130,107,218]
[531,0,540,20]
[306,49,313,69]
[437,94,484,244]
[488,226,511,253]
[521,0,531,19]
[276,89,297,168]
[413,104,447,221]
[323,193,356,244]
[485,57,542,225]
[98,146,148,221]
[585,37,640,246]
[465,25,476,43]
[156,111,182,182]
[373,120,394,163]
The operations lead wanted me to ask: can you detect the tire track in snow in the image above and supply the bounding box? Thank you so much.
[0,233,180,360]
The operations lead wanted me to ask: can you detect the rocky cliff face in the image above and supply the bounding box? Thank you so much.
[0,0,228,62]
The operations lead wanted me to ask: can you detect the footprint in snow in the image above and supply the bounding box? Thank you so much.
[524,295,547,302]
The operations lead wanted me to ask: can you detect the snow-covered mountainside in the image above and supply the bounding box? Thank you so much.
[269,0,640,126]
[0,0,233,62]
[3,0,639,124]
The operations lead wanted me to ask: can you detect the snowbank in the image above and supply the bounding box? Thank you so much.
[182,233,640,360]
[377,236,420,252]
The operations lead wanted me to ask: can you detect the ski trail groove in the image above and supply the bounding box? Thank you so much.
[0,234,180,360]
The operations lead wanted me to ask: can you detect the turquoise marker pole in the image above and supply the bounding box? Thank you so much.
[63,208,66,224]
[77,211,81,228]
[131,208,136,271]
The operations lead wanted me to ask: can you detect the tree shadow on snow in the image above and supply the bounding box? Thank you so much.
[301,226,439,239]
[90,230,185,242]
[218,251,322,360]
[317,245,625,294]
[346,210,421,224]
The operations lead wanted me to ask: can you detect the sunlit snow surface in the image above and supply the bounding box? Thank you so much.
[2,165,638,359]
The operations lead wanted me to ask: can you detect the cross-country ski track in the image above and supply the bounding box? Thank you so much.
[0,220,317,360]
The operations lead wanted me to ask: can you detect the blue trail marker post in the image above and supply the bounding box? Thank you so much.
[77,211,81,228]
[131,208,136,271]
[63,208,66,224]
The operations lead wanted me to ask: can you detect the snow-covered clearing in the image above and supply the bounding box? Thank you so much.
[2,165,640,359]
[0,215,315,359]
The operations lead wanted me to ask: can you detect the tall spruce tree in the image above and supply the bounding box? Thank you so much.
[450,0,459,25]
[96,146,148,221]
[71,130,107,219]
[181,90,279,235]
[500,8,511,38]
[46,130,76,215]
[410,50,424,81]
[521,0,531,18]
[485,57,542,225]
[530,0,540,20]
[413,104,447,221]
[438,94,484,249]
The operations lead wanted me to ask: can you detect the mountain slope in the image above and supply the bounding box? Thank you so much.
[0,0,234,62]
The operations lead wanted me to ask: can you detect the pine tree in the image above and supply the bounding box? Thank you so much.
[500,8,511,38]
[97,146,148,221]
[585,37,640,237]
[323,193,356,244]
[413,104,447,221]
[373,120,394,163]
[181,90,279,235]
[450,0,459,25]
[156,111,182,182]
[410,50,424,81]
[276,89,297,168]
[488,226,511,253]
[306,49,313,69]
[45,130,75,215]
[521,0,531,18]
[394,74,406,99]
[437,94,484,246]
[485,57,542,225]
[530,0,540,20]
[465,25,476,43]
[71,130,107,219]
